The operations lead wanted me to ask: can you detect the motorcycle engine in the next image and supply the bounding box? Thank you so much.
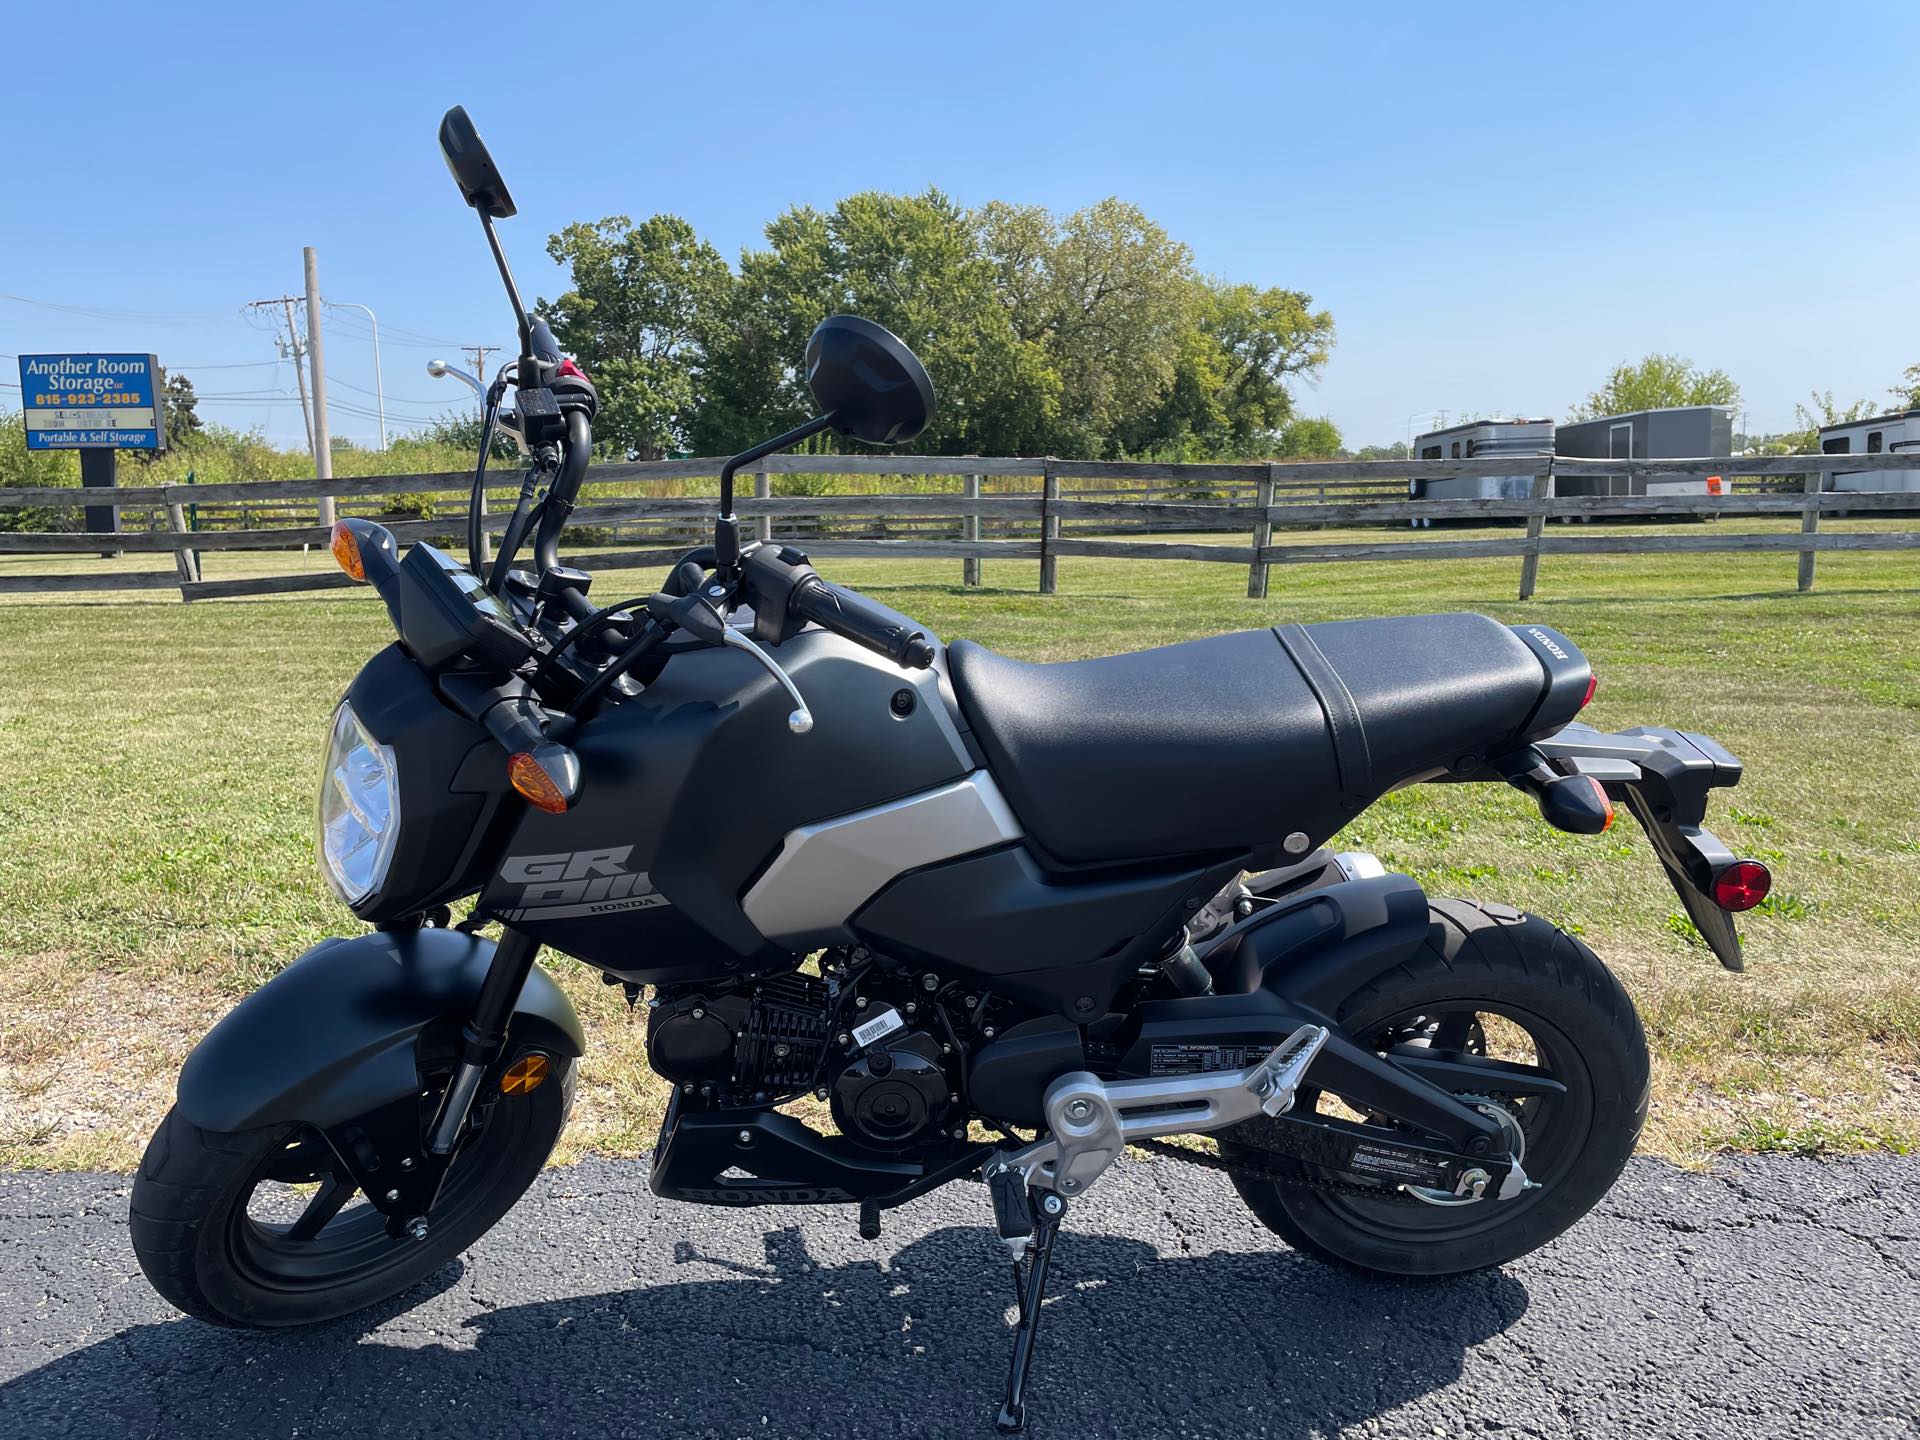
[646,971,957,1149]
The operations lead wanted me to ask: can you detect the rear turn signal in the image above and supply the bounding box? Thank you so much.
[1712,860,1772,913]
[330,521,366,582]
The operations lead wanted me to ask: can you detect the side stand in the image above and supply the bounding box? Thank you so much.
[995,1188,1065,1434]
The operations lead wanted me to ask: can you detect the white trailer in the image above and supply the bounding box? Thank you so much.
[1408,418,1553,524]
[1817,408,1920,494]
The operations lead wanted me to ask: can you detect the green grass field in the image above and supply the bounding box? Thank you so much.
[1,523,1916,1172]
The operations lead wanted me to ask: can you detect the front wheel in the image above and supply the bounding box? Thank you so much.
[131,1053,574,1326]
[1226,899,1648,1278]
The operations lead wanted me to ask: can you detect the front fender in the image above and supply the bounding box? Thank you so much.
[176,928,585,1134]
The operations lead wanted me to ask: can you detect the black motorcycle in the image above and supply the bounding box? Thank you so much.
[131,107,1773,1433]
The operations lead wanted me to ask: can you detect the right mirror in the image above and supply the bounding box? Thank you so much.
[805,316,935,446]
[438,105,516,219]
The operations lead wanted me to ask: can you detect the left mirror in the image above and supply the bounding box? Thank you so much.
[438,106,516,219]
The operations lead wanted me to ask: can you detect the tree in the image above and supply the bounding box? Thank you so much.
[544,190,1334,462]
[1777,391,1876,455]
[1118,280,1335,458]
[705,190,1057,457]
[1352,441,1411,461]
[1272,416,1343,459]
[542,214,733,459]
[1567,354,1740,421]
[0,409,80,530]
[161,370,202,449]
[1893,363,1920,410]
[978,198,1195,455]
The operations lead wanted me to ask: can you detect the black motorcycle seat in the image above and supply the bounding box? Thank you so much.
[948,614,1567,866]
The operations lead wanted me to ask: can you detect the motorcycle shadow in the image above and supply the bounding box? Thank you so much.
[3,1223,1529,1439]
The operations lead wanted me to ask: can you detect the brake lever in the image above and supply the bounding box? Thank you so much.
[721,628,814,735]
[648,590,813,735]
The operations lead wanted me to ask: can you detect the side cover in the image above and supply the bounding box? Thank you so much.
[175,927,584,1134]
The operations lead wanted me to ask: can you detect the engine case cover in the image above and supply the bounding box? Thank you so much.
[831,1032,951,1149]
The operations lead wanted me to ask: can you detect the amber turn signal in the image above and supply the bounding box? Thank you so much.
[330,521,366,582]
[508,751,572,813]
[500,1053,549,1095]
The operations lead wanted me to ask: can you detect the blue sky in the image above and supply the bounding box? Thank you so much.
[4,2,1916,450]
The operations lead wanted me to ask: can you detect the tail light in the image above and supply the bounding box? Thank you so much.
[1580,673,1598,709]
[1712,860,1771,913]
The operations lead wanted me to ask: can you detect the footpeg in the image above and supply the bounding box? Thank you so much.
[987,1024,1329,1200]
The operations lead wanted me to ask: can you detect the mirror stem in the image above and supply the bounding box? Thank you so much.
[478,211,533,373]
[713,412,836,572]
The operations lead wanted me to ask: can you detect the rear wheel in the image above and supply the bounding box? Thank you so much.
[1226,900,1647,1278]
[131,1052,573,1326]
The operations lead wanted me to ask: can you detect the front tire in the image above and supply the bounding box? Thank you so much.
[1227,899,1648,1278]
[131,1054,573,1326]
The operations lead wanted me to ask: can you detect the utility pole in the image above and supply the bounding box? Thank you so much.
[247,296,313,452]
[465,345,500,384]
[304,247,335,527]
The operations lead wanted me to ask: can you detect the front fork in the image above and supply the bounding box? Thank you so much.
[427,927,543,1159]
[339,927,543,1238]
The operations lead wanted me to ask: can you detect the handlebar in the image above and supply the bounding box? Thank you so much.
[788,575,936,669]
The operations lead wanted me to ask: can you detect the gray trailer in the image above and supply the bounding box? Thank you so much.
[1408,418,1554,516]
[1817,408,1920,494]
[1552,405,1732,498]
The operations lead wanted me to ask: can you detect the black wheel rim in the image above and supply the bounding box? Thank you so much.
[1307,998,1594,1242]
[224,1082,530,1292]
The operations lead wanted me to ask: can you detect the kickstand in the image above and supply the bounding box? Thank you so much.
[995,1188,1065,1434]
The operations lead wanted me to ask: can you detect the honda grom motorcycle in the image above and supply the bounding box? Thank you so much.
[131,108,1773,1432]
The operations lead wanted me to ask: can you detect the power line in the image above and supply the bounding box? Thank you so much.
[0,291,231,325]
[243,295,314,453]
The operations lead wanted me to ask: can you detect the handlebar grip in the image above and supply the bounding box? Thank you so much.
[791,578,935,669]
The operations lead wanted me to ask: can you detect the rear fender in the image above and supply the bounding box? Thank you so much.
[175,927,585,1134]
[1198,872,1434,1013]
[1536,722,1753,970]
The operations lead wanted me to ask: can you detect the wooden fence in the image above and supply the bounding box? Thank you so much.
[0,452,1915,603]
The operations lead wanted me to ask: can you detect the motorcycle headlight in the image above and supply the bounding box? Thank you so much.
[316,700,400,906]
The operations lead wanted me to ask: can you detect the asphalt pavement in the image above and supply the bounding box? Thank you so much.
[1,1153,1916,1439]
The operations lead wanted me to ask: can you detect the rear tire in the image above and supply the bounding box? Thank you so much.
[1227,900,1647,1278]
[131,1055,573,1326]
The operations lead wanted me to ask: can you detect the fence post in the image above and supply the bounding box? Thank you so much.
[1247,463,1275,598]
[963,473,982,587]
[1798,466,1821,592]
[165,498,201,586]
[1517,463,1551,601]
[755,468,772,544]
[1039,460,1058,595]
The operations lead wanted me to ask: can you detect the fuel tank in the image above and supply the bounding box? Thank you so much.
[478,629,974,982]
